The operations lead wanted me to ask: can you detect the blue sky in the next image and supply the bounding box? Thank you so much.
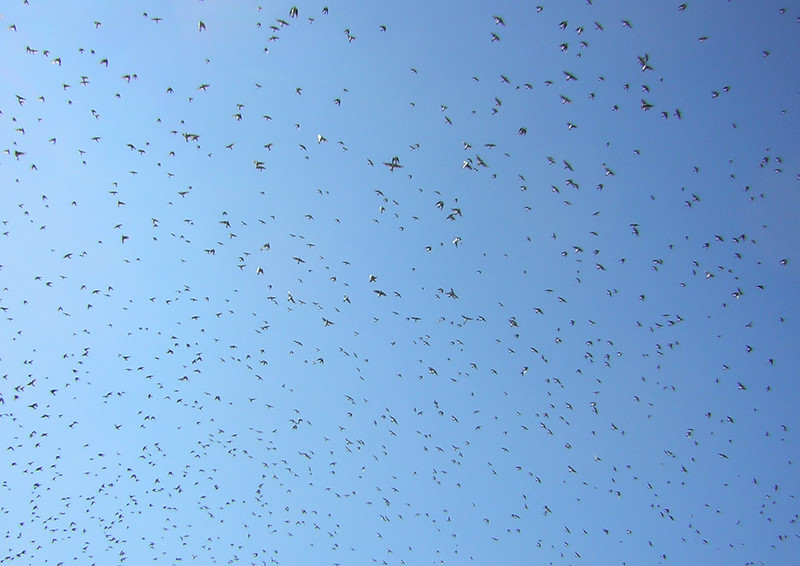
[1,1,799,564]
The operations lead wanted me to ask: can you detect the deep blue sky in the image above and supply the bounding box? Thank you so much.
[2,2,800,565]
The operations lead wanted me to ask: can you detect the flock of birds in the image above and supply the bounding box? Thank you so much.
[1,2,799,565]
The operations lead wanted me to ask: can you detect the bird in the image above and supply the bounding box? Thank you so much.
[383,157,403,171]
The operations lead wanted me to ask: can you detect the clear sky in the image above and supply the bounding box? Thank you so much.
[1,1,799,565]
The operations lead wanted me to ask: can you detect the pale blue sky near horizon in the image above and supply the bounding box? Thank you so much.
[1,1,799,565]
